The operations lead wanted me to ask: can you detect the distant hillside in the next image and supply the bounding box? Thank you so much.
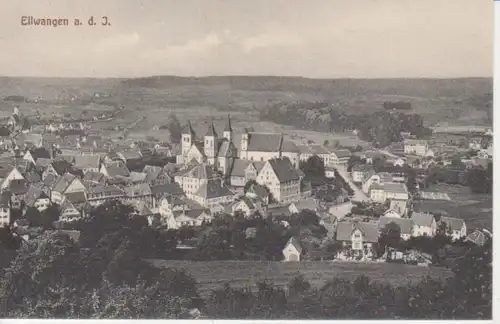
[0,76,492,127]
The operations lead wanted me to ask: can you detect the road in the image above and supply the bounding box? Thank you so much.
[334,165,370,202]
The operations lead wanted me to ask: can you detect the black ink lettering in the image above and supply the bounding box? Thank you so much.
[88,16,95,26]
[101,16,109,26]
[74,18,81,26]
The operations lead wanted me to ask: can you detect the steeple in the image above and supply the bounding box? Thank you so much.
[205,118,218,137]
[224,115,232,132]
[223,115,233,142]
[182,121,196,136]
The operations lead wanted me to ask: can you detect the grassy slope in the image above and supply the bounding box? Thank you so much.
[0,76,492,127]
[150,259,453,297]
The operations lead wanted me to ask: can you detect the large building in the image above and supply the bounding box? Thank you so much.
[177,116,237,178]
[239,130,300,169]
[255,157,302,204]
[403,139,429,156]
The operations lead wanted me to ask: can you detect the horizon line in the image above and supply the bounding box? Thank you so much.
[0,74,493,80]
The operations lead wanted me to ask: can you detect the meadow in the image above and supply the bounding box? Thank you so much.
[415,183,492,231]
[150,259,453,297]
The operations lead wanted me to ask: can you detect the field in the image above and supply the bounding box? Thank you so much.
[415,183,492,231]
[0,77,492,137]
[150,260,453,297]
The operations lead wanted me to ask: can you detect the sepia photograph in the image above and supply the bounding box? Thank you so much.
[0,0,494,320]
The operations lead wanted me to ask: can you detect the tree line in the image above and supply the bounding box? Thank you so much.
[260,101,432,147]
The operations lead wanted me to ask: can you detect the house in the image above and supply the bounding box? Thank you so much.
[74,155,101,174]
[166,209,213,229]
[142,165,171,185]
[190,178,235,210]
[288,198,318,214]
[297,145,331,165]
[123,183,153,206]
[404,139,429,156]
[410,212,437,237]
[82,171,106,187]
[465,229,491,246]
[383,199,408,218]
[50,173,86,204]
[175,163,220,196]
[255,157,302,204]
[230,196,263,217]
[439,216,467,241]
[335,221,379,261]
[24,184,51,212]
[0,191,11,227]
[239,130,300,169]
[8,179,29,209]
[1,166,25,190]
[23,147,52,164]
[370,183,409,203]
[158,195,191,217]
[378,216,413,241]
[150,183,185,209]
[59,199,83,223]
[100,161,130,179]
[229,159,265,187]
[245,183,270,206]
[352,164,375,183]
[282,237,302,261]
[330,149,351,165]
[42,160,73,180]
[87,185,125,206]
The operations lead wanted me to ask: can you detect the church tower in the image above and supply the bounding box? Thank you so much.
[204,119,218,166]
[223,115,233,143]
[240,128,249,160]
[181,121,195,159]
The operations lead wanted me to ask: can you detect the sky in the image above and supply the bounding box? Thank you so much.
[0,0,493,78]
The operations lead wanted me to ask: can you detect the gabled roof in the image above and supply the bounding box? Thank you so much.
[172,209,210,221]
[290,198,318,212]
[245,132,283,152]
[439,216,465,232]
[297,144,330,155]
[217,140,237,158]
[24,185,50,207]
[88,184,124,196]
[103,161,130,178]
[150,182,184,196]
[35,158,52,168]
[64,191,87,205]
[184,163,219,180]
[27,147,51,160]
[43,173,59,188]
[378,216,413,235]
[410,212,435,227]
[194,179,234,199]
[267,157,301,183]
[230,159,264,177]
[129,171,147,183]
[50,160,73,176]
[83,171,106,184]
[9,179,29,195]
[142,165,163,181]
[74,155,100,169]
[284,237,302,253]
[53,173,77,193]
[124,183,152,197]
[336,221,379,243]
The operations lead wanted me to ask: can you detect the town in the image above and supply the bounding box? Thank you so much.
[0,104,492,261]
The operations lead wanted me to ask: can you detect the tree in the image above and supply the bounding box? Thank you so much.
[166,114,182,143]
[300,155,325,183]
[378,222,402,253]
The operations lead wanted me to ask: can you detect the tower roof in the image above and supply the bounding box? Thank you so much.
[181,121,196,136]
[205,119,218,137]
[224,115,233,132]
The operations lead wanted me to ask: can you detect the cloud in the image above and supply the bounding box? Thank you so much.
[93,32,140,54]
[241,26,305,53]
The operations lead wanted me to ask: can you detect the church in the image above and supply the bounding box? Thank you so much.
[176,115,238,178]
